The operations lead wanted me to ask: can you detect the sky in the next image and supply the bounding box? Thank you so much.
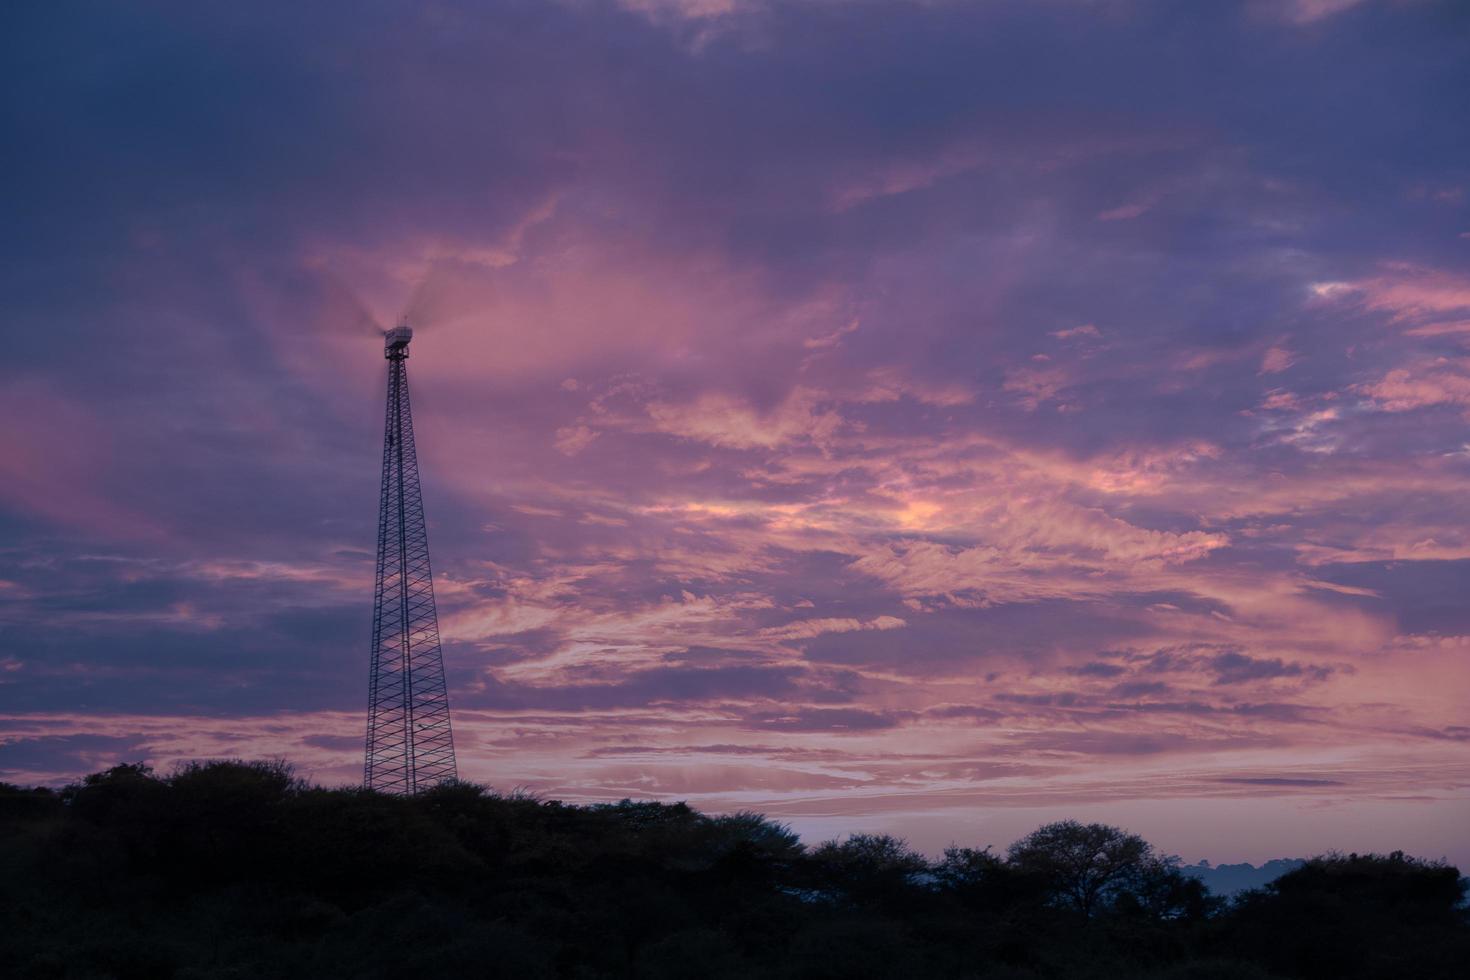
[2,0,1469,865]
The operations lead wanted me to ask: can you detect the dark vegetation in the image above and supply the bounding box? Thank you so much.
[1,761,1465,979]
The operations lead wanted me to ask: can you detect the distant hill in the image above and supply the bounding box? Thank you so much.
[1183,858,1306,896]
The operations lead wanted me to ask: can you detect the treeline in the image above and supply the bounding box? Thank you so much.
[1,761,1465,979]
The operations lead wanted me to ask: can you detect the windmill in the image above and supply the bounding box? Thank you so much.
[363,319,457,794]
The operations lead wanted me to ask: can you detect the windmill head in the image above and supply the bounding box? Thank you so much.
[384,318,414,358]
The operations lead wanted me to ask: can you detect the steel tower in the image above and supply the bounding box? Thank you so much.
[364,321,457,794]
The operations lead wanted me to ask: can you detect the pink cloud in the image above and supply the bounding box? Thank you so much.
[1050,323,1103,341]
[1356,358,1470,413]
[647,387,845,450]
[1313,263,1470,325]
[826,144,990,213]
[0,383,163,539]
[1003,363,1075,411]
[758,615,907,641]
[1260,345,1296,374]
[1269,0,1373,25]
[1097,202,1151,221]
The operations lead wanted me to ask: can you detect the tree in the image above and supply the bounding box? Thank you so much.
[1227,851,1470,980]
[808,834,929,908]
[934,846,1006,895]
[1007,820,1165,918]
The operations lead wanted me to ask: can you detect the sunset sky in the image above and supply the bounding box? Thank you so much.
[3,0,1469,865]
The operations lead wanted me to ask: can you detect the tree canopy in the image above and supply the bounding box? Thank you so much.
[1,761,1465,979]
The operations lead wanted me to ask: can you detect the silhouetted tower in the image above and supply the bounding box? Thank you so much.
[364,321,457,794]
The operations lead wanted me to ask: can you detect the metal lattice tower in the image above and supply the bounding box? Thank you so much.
[364,321,457,794]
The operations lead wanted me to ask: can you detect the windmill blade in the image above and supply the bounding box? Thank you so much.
[306,272,388,337]
[401,259,491,333]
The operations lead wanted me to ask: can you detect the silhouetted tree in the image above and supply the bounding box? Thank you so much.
[934,845,1004,888]
[1007,820,1184,919]
[0,781,60,821]
[0,762,1465,979]
[1227,851,1470,980]
[808,833,928,908]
